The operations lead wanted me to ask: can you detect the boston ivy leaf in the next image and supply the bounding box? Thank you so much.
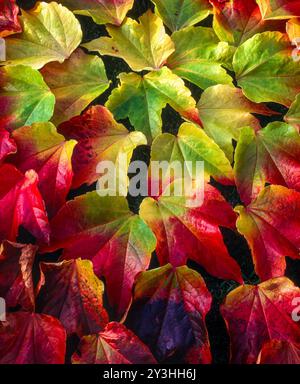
[0,128,16,162]
[235,185,300,280]
[37,259,109,336]
[258,340,300,364]
[0,241,37,311]
[41,193,156,317]
[285,93,300,128]
[256,0,300,20]
[210,0,285,46]
[151,122,234,185]
[221,277,300,363]
[151,0,211,32]
[41,49,109,126]
[11,122,77,218]
[128,263,212,363]
[106,67,201,143]
[49,0,134,25]
[82,10,174,72]
[233,31,300,106]
[234,123,300,205]
[72,322,156,364]
[0,164,50,244]
[58,105,146,189]
[140,180,242,283]
[197,84,274,161]
[0,0,21,37]
[0,65,55,131]
[287,18,300,42]
[167,26,234,89]
[4,2,82,69]
[0,312,66,364]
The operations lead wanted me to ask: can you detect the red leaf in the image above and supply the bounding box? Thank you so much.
[0,241,37,311]
[72,322,156,364]
[0,0,21,38]
[0,128,16,162]
[258,340,300,364]
[0,312,66,364]
[37,259,109,336]
[0,164,50,243]
[221,277,300,363]
[127,264,212,363]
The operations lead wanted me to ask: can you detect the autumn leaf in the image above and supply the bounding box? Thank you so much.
[0,128,16,162]
[210,0,285,46]
[150,122,234,185]
[257,340,300,364]
[82,10,174,72]
[58,105,146,189]
[11,122,77,218]
[41,193,156,317]
[285,93,300,128]
[0,164,50,243]
[0,0,21,37]
[72,322,156,364]
[167,26,234,89]
[235,185,300,281]
[41,49,110,126]
[197,84,274,161]
[0,65,55,132]
[233,31,300,106]
[140,179,242,283]
[4,2,82,69]
[221,277,300,363]
[37,259,108,336]
[127,263,212,363]
[0,241,37,311]
[106,67,201,143]
[48,0,134,25]
[0,312,66,364]
[234,123,300,205]
[287,18,300,41]
[151,0,211,32]
[256,0,300,20]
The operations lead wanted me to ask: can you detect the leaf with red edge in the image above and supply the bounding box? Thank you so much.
[221,277,300,364]
[0,312,66,364]
[235,185,300,281]
[37,259,109,336]
[58,105,146,189]
[127,263,212,363]
[0,241,37,311]
[257,0,300,20]
[234,123,300,205]
[41,193,156,317]
[0,128,16,162]
[0,164,50,243]
[0,0,21,38]
[257,340,300,364]
[72,322,156,364]
[11,122,77,218]
[210,0,285,46]
[139,179,242,283]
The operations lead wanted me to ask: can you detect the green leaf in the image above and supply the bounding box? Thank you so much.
[233,32,300,106]
[167,26,234,89]
[151,122,234,185]
[197,84,274,161]
[3,2,82,69]
[41,49,110,125]
[82,10,174,72]
[151,0,211,32]
[285,93,300,128]
[106,67,201,143]
[0,65,55,131]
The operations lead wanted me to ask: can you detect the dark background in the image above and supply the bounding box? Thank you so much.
[15,0,300,363]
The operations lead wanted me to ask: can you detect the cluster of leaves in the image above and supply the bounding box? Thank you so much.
[1,0,300,364]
